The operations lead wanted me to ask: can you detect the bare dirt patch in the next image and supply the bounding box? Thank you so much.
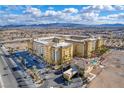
[88,50,124,88]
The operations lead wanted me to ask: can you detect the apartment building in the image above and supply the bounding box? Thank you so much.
[32,35,103,65]
[33,37,73,65]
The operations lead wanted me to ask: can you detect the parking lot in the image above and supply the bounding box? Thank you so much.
[40,67,83,88]
[9,51,84,88]
[0,48,18,88]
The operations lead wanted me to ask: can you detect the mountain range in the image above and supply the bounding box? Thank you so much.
[0,23,124,29]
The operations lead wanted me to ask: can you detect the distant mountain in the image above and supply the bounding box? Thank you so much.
[0,23,124,29]
[99,23,124,27]
[0,23,86,28]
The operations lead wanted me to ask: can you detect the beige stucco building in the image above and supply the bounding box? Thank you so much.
[33,37,73,65]
[60,35,103,58]
[1,34,103,65]
[32,35,104,65]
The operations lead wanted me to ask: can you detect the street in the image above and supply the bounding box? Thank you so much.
[0,48,18,88]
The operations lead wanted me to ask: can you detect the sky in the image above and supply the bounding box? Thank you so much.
[0,5,124,26]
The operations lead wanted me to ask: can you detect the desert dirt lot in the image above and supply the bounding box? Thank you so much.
[88,49,124,88]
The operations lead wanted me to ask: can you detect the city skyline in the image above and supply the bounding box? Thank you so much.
[0,5,124,26]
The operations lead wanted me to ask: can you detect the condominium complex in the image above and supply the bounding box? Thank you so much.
[32,35,104,65]
[33,37,73,65]
[0,34,105,88]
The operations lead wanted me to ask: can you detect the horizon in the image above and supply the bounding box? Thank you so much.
[1,22,124,27]
[0,5,124,26]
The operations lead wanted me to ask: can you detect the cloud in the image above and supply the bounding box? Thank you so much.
[42,8,80,23]
[82,5,124,13]
[81,11,99,21]
[113,5,124,10]
[93,5,115,11]
[24,7,42,17]
[96,13,124,24]
[43,8,78,18]
[0,10,7,14]
[108,13,124,20]
[79,5,124,24]
[82,5,115,13]
[0,5,124,26]
[44,10,62,17]
[63,8,78,13]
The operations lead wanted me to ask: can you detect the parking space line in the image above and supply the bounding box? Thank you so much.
[0,75,5,88]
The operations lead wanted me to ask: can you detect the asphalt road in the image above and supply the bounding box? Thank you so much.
[0,48,18,88]
[0,81,1,88]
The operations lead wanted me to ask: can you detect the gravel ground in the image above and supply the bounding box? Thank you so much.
[88,49,124,88]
